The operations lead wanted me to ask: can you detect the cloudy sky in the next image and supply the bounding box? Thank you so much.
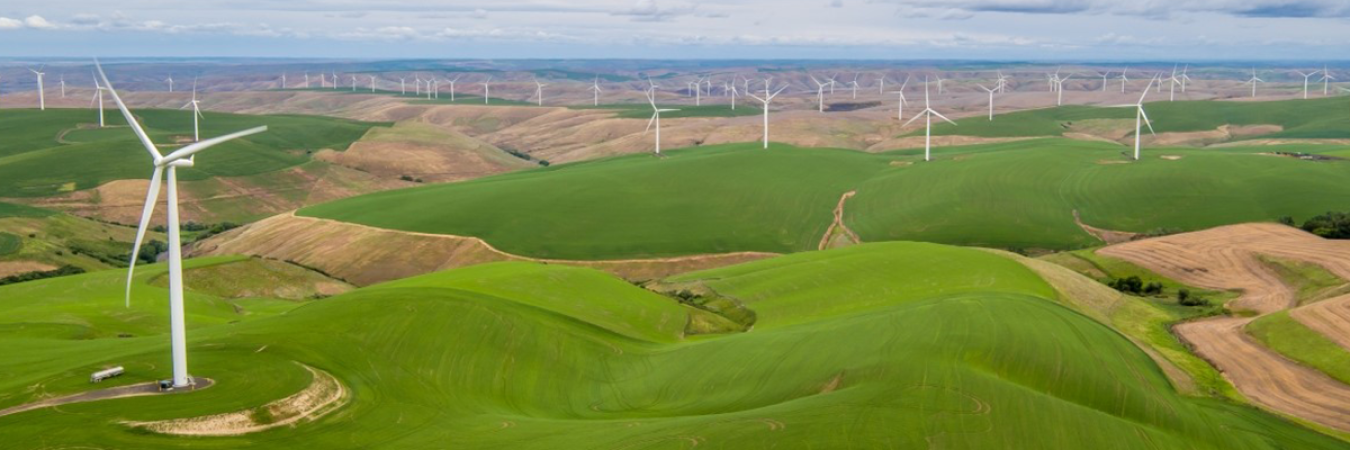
[2,0,1349,60]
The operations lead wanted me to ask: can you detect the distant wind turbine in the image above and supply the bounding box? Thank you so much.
[30,67,45,111]
[1322,66,1336,96]
[1116,76,1160,161]
[165,76,174,93]
[483,77,492,105]
[351,75,357,92]
[849,73,860,99]
[98,59,268,390]
[532,78,547,106]
[304,72,310,88]
[1295,69,1320,100]
[370,75,376,92]
[1179,65,1193,92]
[1100,71,1111,92]
[889,75,911,121]
[1119,68,1130,93]
[90,72,107,127]
[60,74,66,98]
[644,88,678,156]
[590,76,602,106]
[447,76,461,102]
[399,77,407,95]
[980,84,996,120]
[1055,73,1074,106]
[281,73,286,89]
[179,78,204,142]
[745,78,788,150]
[810,75,831,113]
[1246,68,1264,98]
[902,77,957,162]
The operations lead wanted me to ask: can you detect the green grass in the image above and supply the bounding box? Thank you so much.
[302,138,1350,259]
[924,97,1350,139]
[0,202,55,219]
[1247,311,1350,386]
[0,232,20,257]
[1257,256,1350,306]
[0,243,1345,448]
[0,109,387,198]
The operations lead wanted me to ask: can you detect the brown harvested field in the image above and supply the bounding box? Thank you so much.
[1099,223,1350,431]
[314,121,534,183]
[0,261,58,278]
[1073,210,1139,245]
[191,213,776,286]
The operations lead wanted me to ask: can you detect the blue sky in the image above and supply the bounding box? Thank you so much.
[2,0,1349,60]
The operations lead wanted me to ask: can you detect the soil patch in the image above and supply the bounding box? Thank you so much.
[125,364,344,436]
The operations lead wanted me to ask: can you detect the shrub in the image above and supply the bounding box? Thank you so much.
[1108,276,1145,294]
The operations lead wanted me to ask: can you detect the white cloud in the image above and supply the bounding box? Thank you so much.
[23,15,56,29]
[0,17,21,29]
[614,0,700,22]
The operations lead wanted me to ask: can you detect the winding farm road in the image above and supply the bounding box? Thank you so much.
[1100,223,1350,432]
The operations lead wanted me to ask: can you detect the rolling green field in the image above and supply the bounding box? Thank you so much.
[0,109,387,198]
[301,138,1350,259]
[1,243,1345,448]
[924,97,1350,139]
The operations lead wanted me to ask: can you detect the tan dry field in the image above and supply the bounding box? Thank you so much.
[191,212,776,286]
[1099,223,1350,431]
[0,261,58,278]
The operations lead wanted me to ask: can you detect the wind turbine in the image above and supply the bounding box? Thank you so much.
[30,67,45,110]
[165,76,174,93]
[1179,65,1193,92]
[90,73,106,127]
[281,73,286,89]
[889,75,911,121]
[810,75,831,113]
[745,78,788,150]
[304,72,310,88]
[1168,66,1181,102]
[320,72,326,89]
[1116,76,1159,161]
[414,76,423,96]
[332,71,338,90]
[370,75,376,92]
[60,74,66,98]
[1055,73,1074,106]
[725,81,739,110]
[399,77,407,95]
[1100,71,1111,92]
[447,76,461,102]
[996,70,1008,94]
[350,75,357,92]
[483,77,492,105]
[98,60,268,390]
[849,73,860,99]
[979,84,996,120]
[1322,66,1336,96]
[644,88,679,156]
[532,78,547,106]
[1246,68,1264,98]
[180,79,204,142]
[878,73,886,95]
[1119,68,1130,93]
[590,76,602,106]
[902,77,957,162]
[1295,69,1320,99]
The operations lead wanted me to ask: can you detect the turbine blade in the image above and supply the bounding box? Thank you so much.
[125,168,163,308]
[1140,108,1157,136]
[95,60,162,161]
[645,112,657,134]
[931,110,958,125]
[902,113,925,127]
[161,126,268,163]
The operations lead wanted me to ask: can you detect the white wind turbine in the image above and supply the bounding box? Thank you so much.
[483,77,492,104]
[370,75,376,92]
[31,67,46,110]
[447,76,461,102]
[350,75,357,92]
[304,72,310,88]
[1167,66,1181,102]
[426,77,436,100]
[1246,68,1264,98]
[1055,73,1074,106]
[902,77,957,162]
[165,76,174,92]
[745,78,788,150]
[90,72,107,127]
[1322,66,1335,96]
[414,76,423,96]
[331,71,338,90]
[1100,71,1111,92]
[532,78,547,106]
[644,88,679,156]
[996,70,1009,93]
[725,80,739,110]
[590,76,602,106]
[399,77,407,95]
[979,84,996,120]
[849,73,860,99]
[1179,65,1193,92]
[810,74,831,113]
[319,72,326,89]
[934,73,946,94]
[60,74,66,98]
[888,75,911,121]
[1119,68,1130,93]
[98,61,269,390]
[281,73,286,89]
[1116,76,1159,161]
[1295,69,1320,100]
[180,78,204,142]
[878,73,886,95]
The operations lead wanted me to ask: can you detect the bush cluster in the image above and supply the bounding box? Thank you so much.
[1107,276,1162,295]
[0,265,85,287]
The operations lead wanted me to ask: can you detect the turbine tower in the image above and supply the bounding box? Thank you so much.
[304,72,309,88]
[281,73,286,89]
[483,77,492,105]
[1119,68,1130,93]
[98,60,269,389]
[399,77,407,95]
[1322,66,1336,96]
[1294,70,1320,100]
[745,78,788,150]
[979,84,996,120]
[165,76,174,93]
[448,76,461,102]
[644,88,679,156]
[370,75,376,92]
[532,79,547,106]
[60,74,66,98]
[849,73,860,99]
[1055,73,1074,106]
[1100,71,1111,93]
[590,76,602,106]
[811,75,831,113]
[90,73,107,127]
[1246,68,1264,98]
[902,77,957,162]
[30,68,46,111]
[179,78,204,142]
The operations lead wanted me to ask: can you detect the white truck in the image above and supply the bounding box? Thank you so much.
[89,366,124,383]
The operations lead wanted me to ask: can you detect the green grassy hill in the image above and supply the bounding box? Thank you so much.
[0,109,386,198]
[300,139,1350,259]
[923,97,1350,139]
[1,243,1345,448]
